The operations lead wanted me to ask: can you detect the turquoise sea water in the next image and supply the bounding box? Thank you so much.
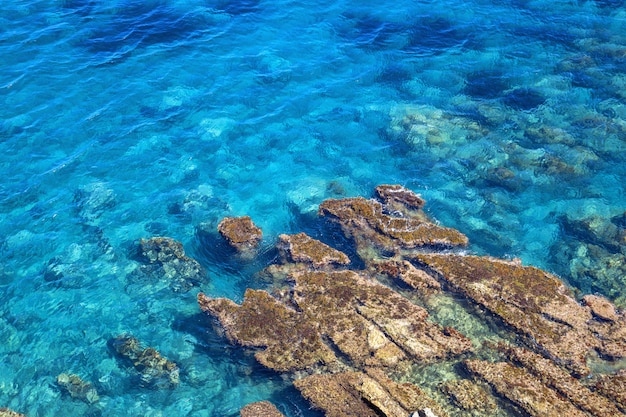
[1,0,625,415]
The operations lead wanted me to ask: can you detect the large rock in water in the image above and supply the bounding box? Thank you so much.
[197,185,626,417]
[217,216,263,252]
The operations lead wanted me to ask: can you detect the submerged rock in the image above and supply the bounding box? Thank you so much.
[110,334,179,389]
[217,216,263,252]
[56,373,99,404]
[438,379,497,413]
[135,236,206,292]
[240,401,285,417]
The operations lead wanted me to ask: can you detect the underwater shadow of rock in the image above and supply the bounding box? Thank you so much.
[404,17,479,56]
[79,2,211,58]
[502,87,546,110]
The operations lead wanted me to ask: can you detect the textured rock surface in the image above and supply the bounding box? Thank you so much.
[438,379,496,413]
[318,196,468,256]
[277,232,350,268]
[217,216,263,251]
[414,253,626,376]
[294,370,448,417]
[136,236,206,292]
[56,373,99,404]
[0,409,27,417]
[497,343,623,417]
[197,185,626,417]
[109,334,179,389]
[240,401,285,417]
[465,359,588,417]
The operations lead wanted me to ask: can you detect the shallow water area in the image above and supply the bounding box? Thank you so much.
[1,0,626,415]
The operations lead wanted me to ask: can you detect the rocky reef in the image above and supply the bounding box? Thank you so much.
[132,236,206,292]
[109,334,180,389]
[56,373,99,404]
[198,185,626,417]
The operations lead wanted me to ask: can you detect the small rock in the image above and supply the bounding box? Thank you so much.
[240,401,286,417]
[57,373,99,404]
[217,216,263,252]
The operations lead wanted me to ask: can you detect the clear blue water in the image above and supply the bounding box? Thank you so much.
[1,0,625,415]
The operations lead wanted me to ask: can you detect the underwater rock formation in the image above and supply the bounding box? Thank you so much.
[135,236,206,292]
[197,185,626,417]
[56,373,99,404]
[240,401,285,417]
[217,216,263,252]
[109,334,179,389]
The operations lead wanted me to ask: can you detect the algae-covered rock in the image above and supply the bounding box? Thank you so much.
[595,369,626,412]
[136,236,206,292]
[277,232,350,268]
[497,343,624,417]
[240,401,285,417]
[414,253,626,376]
[294,370,448,417]
[319,195,468,257]
[465,359,588,417]
[438,379,497,413]
[200,268,471,372]
[110,334,180,389]
[375,184,425,211]
[217,216,263,252]
[56,373,99,404]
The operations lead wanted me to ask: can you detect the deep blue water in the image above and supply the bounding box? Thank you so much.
[1,0,625,415]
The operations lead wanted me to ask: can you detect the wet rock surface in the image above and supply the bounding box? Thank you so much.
[240,401,286,417]
[0,409,26,417]
[197,185,626,417]
[56,373,99,404]
[217,216,263,252]
[109,334,180,389]
[134,236,206,292]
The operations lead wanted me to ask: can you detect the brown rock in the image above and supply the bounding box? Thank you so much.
[497,343,624,417]
[319,197,468,257]
[465,359,588,417]
[277,232,350,268]
[199,269,471,372]
[375,184,426,211]
[240,401,285,417]
[0,409,27,417]
[583,294,620,322]
[595,369,626,412]
[294,371,448,417]
[439,379,497,412]
[109,334,179,389]
[372,259,441,294]
[218,216,263,251]
[198,289,336,372]
[415,253,601,376]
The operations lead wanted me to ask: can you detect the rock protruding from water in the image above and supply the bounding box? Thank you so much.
[110,334,180,389]
[217,216,263,252]
[414,253,626,376]
[136,236,206,292]
[56,373,99,404]
[277,232,350,268]
[294,369,448,417]
[197,185,626,417]
[319,190,467,257]
[240,401,285,417]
